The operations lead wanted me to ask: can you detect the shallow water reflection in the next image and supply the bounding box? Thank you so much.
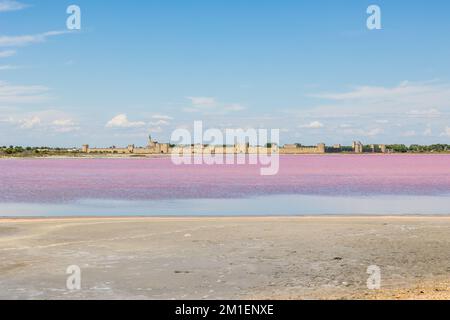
[2,195,450,217]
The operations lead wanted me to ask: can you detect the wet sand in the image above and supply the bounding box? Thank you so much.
[0,216,450,300]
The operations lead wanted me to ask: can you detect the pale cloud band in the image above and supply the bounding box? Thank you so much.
[308,81,450,116]
[0,30,68,47]
[0,64,19,70]
[0,50,16,58]
[0,81,50,103]
[184,96,245,114]
[0,0,28,12]
[3,111,80,133]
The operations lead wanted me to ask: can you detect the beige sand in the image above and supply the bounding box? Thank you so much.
[1,216,450,300]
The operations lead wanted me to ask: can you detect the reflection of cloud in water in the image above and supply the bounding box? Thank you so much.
[2,195,450,217]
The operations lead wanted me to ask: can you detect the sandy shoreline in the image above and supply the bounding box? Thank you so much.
[1,216,450,300]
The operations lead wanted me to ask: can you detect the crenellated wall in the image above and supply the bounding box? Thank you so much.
[279,143,326,154]
[83,139,388,155]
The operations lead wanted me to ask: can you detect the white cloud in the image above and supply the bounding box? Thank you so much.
[423,127,433,136]
[364,128,384,137]
[184,97,245,114]
[340,127,384,137]
[187,96,217,107]
[2,110,81,132]
[0,30,67,47]
[52,119,76,127]
[0,81,50,103]
[151,127,163,133]
[224,103,245,112]
[440,127,450,137]
[182,108,196,113]
[147,114,173,130]
[106,114,145,128]
[310,81,431,101]
[401,130,416,137]
[0,114,14,123]
[299,121,324,129]
[152,114,173,121]
[308,81,450,117]
[0,64,19,70]
[0,0,28,12]
[0,50,15,58]
[149,119,169,126]
[19,116,40,129]
[407,108,441,118]
[53,126,80,133]
[51,119,80,132]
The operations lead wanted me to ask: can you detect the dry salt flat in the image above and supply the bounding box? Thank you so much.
[1,217,450,300]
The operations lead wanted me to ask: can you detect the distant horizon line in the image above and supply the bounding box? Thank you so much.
[2,142,450,149]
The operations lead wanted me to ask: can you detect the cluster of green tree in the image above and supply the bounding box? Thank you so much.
[362,145,384,153]
[0,146,33,155]
[340,146,354,152]
[386,144,450,153]
[325,146,347,153]
[0,146,81,157]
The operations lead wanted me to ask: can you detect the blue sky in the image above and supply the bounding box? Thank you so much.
[0,0,450,147]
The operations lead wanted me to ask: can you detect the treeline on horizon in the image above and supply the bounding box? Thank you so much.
[385,144,450,153]
[0,146,81,156]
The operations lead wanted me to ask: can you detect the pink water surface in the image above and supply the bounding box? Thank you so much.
[1,155,450,203]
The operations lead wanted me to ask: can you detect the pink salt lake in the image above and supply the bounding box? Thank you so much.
[1,155,450,216]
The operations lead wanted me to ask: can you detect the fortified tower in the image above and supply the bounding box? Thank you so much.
[148,135,157,148]
[317,143,326,153]
[353,141,363,153]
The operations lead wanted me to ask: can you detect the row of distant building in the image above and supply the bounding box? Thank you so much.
[81,136,387,155]
[352,141,387,153]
